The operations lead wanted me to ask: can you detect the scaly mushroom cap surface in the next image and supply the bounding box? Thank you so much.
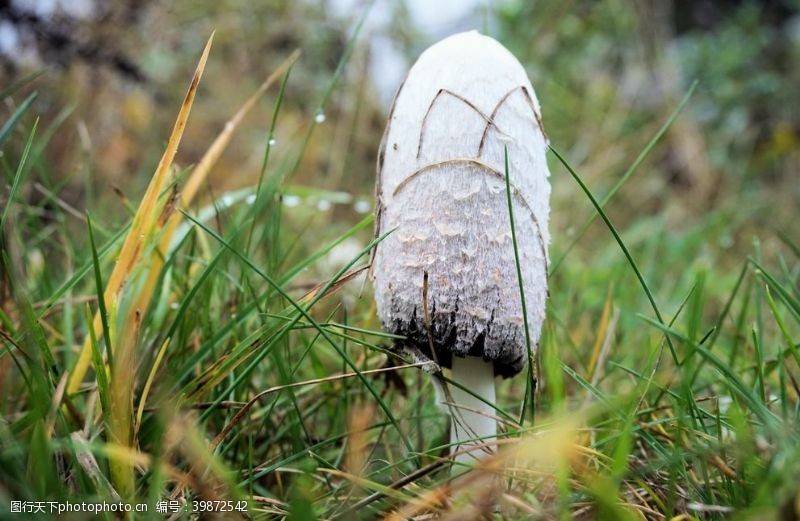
[372,31,550,378]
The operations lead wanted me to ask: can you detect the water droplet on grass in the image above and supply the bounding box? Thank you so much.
[283,195,301,207]
[314,111,326,123]
[353,200,370,214]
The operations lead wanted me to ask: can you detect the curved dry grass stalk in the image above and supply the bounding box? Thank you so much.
[132,49,301,317]
[209,362,427,451]
[67,33,215,394]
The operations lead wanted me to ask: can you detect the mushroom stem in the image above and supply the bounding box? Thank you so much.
[449,355,496,472]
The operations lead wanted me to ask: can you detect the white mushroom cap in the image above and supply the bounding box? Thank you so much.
[373,30,550,377]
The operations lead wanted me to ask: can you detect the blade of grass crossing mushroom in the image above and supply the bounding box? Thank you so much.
[67,33,214,394]
[549,80,698,275]
[503,147,536,425]
[549,145,679,366]
[437,374,518,425]
[180,210,416,454]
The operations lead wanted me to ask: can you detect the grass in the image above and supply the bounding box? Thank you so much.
[1,14,800,521]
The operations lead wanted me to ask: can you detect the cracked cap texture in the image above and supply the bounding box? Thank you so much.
[372,31,550,378]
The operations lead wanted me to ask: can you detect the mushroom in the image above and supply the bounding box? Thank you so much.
[372,31,550,467]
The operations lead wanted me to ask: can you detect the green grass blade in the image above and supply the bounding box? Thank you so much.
[1,117,38,230]
[86,213,114,369]
[180,209,416,455]
[549,145,679,366]
[637,315,779,428]
[549,81,698,274]
[0,70,42,100]
[502,147,536,425]
[84,304,111,417]
[0,92,37,149]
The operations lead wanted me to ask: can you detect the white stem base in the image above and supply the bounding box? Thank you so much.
[448,356,496,470]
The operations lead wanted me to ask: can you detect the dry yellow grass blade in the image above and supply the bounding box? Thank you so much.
[164,410,242,502]
[345,403,375,479]
[132,49,301,317]
[93,441,195,488]
[297,266,368,305]
[121,50,299,453]
[135,338,169,432]
[587,284,614,379]
[319,468,419,505]
[67,34,215,394]
[90,64,306,493]
[107,307,142,499]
